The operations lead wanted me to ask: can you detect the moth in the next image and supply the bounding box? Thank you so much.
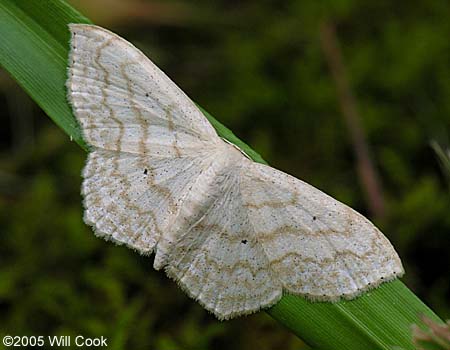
[67,24,404,320]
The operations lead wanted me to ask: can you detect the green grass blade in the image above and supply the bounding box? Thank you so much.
[0,0,444,349]
[430,140,450,186]
[0,0,90,149]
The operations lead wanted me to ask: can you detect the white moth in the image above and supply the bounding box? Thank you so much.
[67,24,404,320]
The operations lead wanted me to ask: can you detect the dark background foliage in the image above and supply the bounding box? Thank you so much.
[0,1,449,349]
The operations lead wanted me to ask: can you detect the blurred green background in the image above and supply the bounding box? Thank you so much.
[1,1,449,349]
